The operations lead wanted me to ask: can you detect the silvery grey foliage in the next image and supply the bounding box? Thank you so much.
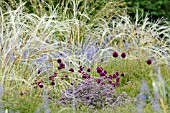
[137,79,149,113]
[137,78,162,113]
[124,40,129,50]
[0,84,4,113]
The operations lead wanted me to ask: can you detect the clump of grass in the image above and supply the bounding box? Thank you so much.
[89,11,170,65]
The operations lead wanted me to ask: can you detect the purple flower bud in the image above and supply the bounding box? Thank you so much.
[82,74,87,79]
[49,76,54,80]
[82,71,85,73]
[108,80,112,84]
[38,69,41,74]
[87,75,91,79]
[115,71,119,76]
[146,59,152,65]
[58,66,61,70]
[69,68,74,72]
[104,75,107,79]
[57,59,62,63]
[61,77,64,80]
[101,82,105,85]
[108,74,113,79]
[82,72,89,79]
[116,77,120,83]
[79,66,84,71]
[121,73,125,77]
[78,70,82,73]
[37,82,41,85]
[53,72,57,77]
[50,81,55,85]
[116,82,120,87]
[112,51,118,58]
[113,74,117,78]
[97,79,101,84]
[87,68,91,72]
[100,72,106,76]
[60,63,65,69]
[103,70,107,74]
[111,82,115,86]
[38,82,43,88]
[121,52,126,58]
[96,66,103,73]
[65,74,68,77]
[70,82,74,85]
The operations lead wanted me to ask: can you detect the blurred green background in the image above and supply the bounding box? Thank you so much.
[125,0,170,21]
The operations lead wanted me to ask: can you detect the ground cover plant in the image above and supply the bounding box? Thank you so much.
[0,1,170,113]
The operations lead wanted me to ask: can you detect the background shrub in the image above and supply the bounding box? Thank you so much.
[125,0,170,21]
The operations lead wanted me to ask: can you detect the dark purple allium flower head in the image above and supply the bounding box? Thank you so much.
[108,80,112,84]
[65,74,68,77]
[37,82,41,85]
[38,82,43,88]
[113,74,117,78]
[111,82,115,86]
[38,69,41,74]
[103,70,107,74]
[49,76,54,80]
[87,75,91,79]
[78,70,82,73]
[146,59,152,65]
[69,68,74,72]
[53,72,57,77]
[79,66,84,71]
[60,63,65,69]
[100,72,106,76]
[82,74,87,79]
[57,58,62,63]
[58,66,61,70]
[96,66,103,73]
[116,77,120,83]
[61,77,64,80]
[101,82,105,85]
[70,82,74,85]
[87,68,91,72]
[121,52,126,58]
[116,82,120,87]
[97,79,101,84]
[51,81,55,85]
[115,71,119,76]
[108,74,113,79]
[121,73,125,77]
[112,51,118,58]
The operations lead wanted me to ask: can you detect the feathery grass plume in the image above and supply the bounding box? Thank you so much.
[0,2,95,93]
[93,11,170,64]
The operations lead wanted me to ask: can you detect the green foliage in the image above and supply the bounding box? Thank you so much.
[125,0,170,20]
